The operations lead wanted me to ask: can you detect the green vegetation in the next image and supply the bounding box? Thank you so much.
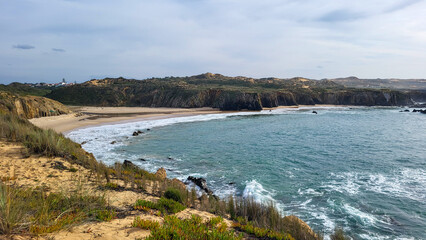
[133,215,241,240]
[134,198,186,215]
[0,183,110,235]
[0,112,109,179]
[0,82,52,96]
[233,221,294,240]
[164,187,183,203]
[45,73,413,110]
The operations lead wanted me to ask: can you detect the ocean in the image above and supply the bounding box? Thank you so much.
[66,106,426,239]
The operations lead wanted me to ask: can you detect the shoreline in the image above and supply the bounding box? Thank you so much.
[30,104,357,133]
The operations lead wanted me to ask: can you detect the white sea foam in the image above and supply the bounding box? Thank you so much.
[323,169,426,203]
[323,172,361,195]
[343,204,378,226]
[242,180,286,215]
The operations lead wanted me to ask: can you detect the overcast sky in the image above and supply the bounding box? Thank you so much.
[1,0,426,84]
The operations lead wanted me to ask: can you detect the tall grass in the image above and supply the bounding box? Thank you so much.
[0,183,111,235]
[0,112,109,181]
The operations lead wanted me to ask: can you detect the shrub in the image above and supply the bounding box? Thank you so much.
[164,187,183,203]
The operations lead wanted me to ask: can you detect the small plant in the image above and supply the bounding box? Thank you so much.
[233,221,294,240]
[163,187,183,203]
[134,198,185,214]
[68,167,78,172]
[95,209,117,222]
[132,217,160,230]
[144,215,241,240]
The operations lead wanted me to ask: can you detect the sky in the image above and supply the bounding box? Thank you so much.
[1,0,426,84]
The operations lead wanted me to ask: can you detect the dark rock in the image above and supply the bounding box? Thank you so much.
[81,141,87,145]
[147,128,151,131]
[420,109,426,114]
[123,160,137,169]
[167,157,173,160]
[132,131,139,136]
[139,158,147,162]
[187,176,213,194]
[228,182,236,185]
[110,141,117,144]
[137,130,143,134]
[312,111,318,114]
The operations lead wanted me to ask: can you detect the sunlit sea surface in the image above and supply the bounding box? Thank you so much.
[67,107,426,239]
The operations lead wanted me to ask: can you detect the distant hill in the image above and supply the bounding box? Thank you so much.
[46,73,415,110]
[330,77,426,90]
[0,82,52,96]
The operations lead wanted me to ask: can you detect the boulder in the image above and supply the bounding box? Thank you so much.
[155,168,167,180]
[132,131,139,136]
[110,141,117,144]
[312,111,318,114]
[187,176,213,194]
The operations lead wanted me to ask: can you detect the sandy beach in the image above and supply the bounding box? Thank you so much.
[29,106,224,133]
[29,105,350,133]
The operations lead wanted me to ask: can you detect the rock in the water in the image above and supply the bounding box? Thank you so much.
[81,141,87,145]
[312,111,318,114]
[167,157,173,160]
[187,176,213,194]
[155,168,167,179]
[404,109,410,112]
[147,128,151,131]
[110,141,117,144]
[420,109,426,114]
[132,131,139,136]
[139,158,147,162]
[123,160,137,169]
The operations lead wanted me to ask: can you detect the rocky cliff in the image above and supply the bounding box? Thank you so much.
[46,74,415,110]
[0,91,70,119]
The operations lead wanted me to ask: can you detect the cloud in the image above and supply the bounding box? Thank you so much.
[385,0,422,13]
[317,9,367,22]
[12,44,35,50]
[52,48,66,52]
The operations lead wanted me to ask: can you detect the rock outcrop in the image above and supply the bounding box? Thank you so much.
[0,91,70,119]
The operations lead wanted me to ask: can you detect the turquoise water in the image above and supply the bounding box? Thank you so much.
[67,107,426,239]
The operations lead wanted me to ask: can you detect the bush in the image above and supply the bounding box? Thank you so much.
[164,187,183,203]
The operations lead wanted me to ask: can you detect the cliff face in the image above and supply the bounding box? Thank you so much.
[0,91,70,119]
[46,75,414,110]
